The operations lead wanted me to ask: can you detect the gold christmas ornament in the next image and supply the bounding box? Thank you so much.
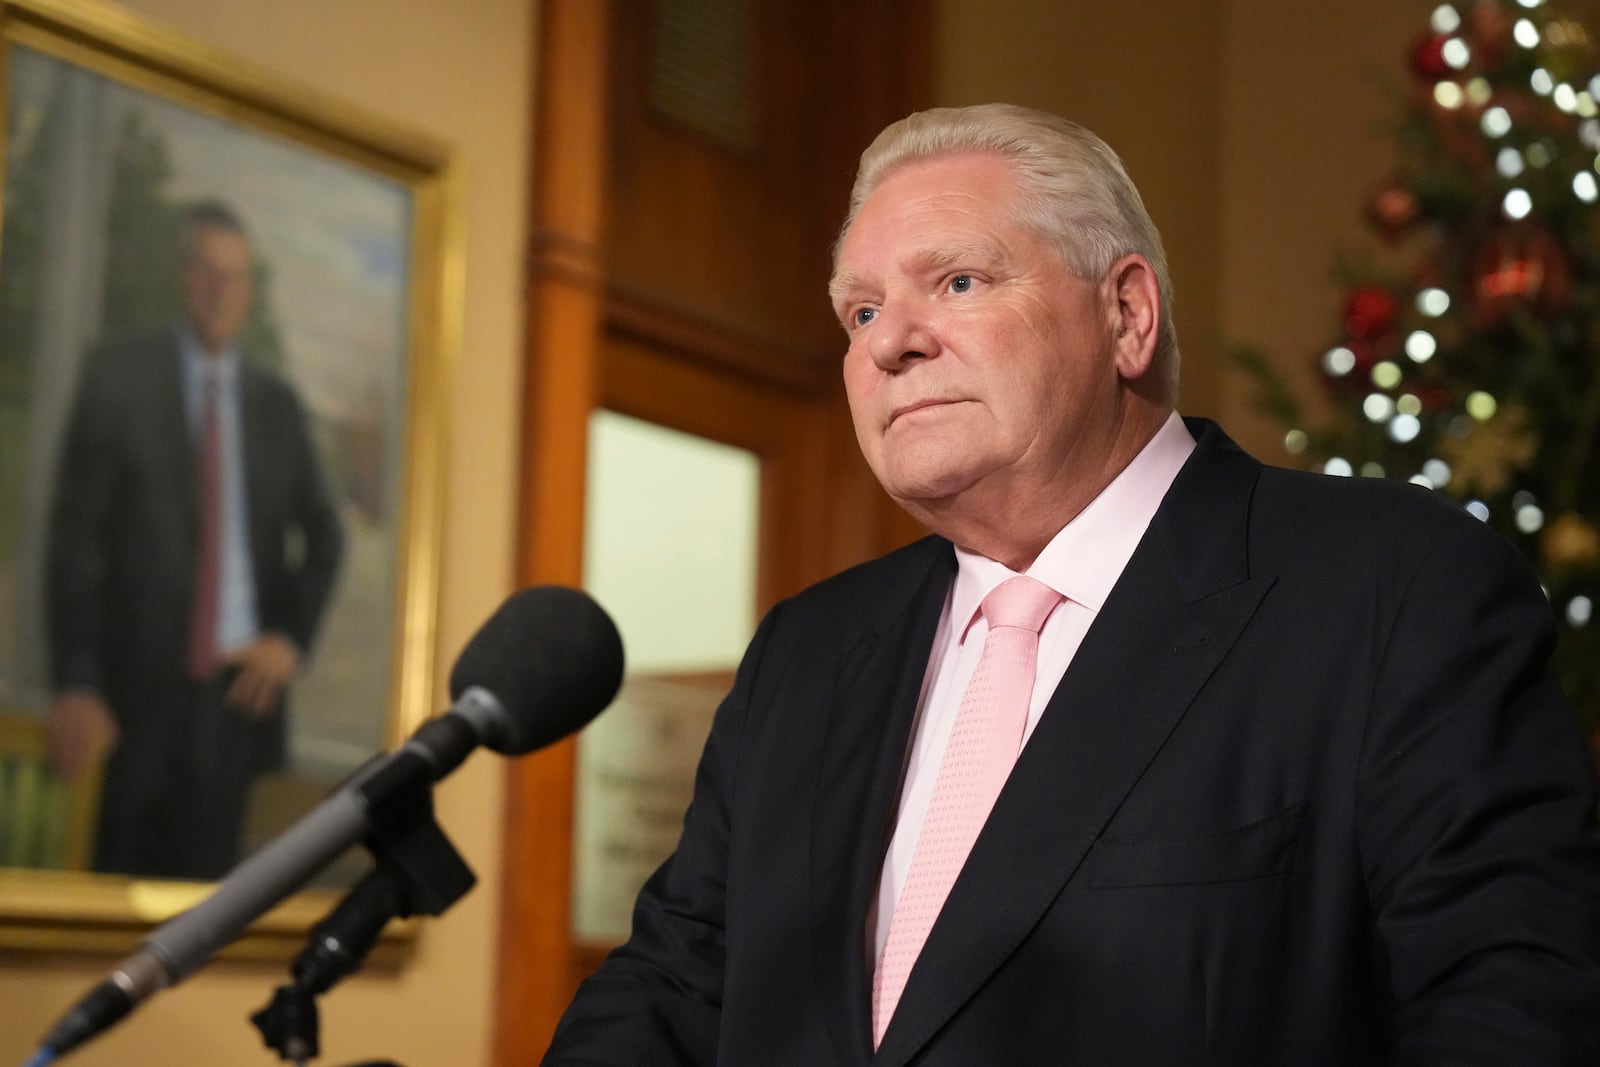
[1436,406,1539,497]
[1542,512,1600,567]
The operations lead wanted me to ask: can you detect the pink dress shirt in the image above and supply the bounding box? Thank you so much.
[870,412,1197,966]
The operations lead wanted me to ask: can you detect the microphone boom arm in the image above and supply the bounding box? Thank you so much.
[32,585,626,1062]
[253,748,476,1064]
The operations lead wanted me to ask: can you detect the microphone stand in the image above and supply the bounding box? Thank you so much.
[251,752,476,1066]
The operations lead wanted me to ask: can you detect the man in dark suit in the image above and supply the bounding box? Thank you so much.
[45,199,344,881]
[543,105,1600,1064]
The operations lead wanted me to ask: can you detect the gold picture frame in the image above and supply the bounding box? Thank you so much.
[0,0,457,960]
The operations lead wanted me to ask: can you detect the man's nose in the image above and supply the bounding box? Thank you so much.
[868,301,940,371]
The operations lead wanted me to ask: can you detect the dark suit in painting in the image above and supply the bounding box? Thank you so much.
[544,420,1600,1066]
[46,327,344,879]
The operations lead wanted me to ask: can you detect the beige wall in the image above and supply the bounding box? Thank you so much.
[935,0,1226,421]
[935,0,1448,461]
[1218,0,1428,460]
[0,1,531,1064]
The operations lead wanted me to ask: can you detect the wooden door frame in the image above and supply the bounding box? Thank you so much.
[494,3,610,1061]
[497,3,929,1060]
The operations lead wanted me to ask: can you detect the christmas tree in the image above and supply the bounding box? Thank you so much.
[1235,0,1600,742]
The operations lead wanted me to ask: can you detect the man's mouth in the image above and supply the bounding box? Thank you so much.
[889,398,959,425]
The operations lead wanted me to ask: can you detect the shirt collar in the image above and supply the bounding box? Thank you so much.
[177,320,241,385]
[950,411,1196,642]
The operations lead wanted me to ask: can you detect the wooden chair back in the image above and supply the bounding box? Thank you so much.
[0,709,102,870]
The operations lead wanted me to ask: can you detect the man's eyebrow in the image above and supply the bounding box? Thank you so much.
[828,240,1008,308]
[913,240,1005,273]
[828,270,864,307]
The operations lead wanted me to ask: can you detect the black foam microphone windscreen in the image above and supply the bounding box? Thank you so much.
[448,584,625,755]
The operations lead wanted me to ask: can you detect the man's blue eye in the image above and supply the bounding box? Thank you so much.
[950,275,972,293]
[855,307,877,326]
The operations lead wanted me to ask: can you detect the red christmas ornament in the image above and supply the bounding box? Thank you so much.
[1343,285,1402,340]
[1465,6,1510,71]
[1466,0,1512,70]
[1410,33,1453,80]
[1416,385,1454,412]
[1473,226,1573,323]
[1366,180,1421,240]
[1438,116,1491,163]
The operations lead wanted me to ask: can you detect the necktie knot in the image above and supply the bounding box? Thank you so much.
[980,575,1061,634]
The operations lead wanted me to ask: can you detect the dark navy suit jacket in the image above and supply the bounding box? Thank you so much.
[46,327,344,779]
[545,419,1600,1066]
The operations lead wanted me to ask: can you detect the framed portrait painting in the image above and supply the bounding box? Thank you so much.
[0,0,455,957]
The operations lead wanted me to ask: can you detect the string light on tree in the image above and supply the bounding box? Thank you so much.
[1233,0,1600,743]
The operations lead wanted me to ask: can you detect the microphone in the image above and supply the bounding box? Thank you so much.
[35,585,624,1061]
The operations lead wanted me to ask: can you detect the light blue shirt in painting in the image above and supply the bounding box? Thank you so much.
[178,322,260,655]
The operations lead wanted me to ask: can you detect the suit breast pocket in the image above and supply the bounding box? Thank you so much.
[1085,803,1305,888]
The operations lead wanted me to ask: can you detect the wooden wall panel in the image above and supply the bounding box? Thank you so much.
[497,3,611,1062]
[501,2,930,1060]
[605,1,929,389]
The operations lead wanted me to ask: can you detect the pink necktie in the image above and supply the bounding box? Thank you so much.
[187,370,222,682]
[872,575,1062,1048]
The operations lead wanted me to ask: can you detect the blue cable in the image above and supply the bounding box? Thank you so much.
[22,1049,55,1067]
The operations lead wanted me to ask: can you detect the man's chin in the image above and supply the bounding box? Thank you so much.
[193,323,246,355]
[886,475,983,521]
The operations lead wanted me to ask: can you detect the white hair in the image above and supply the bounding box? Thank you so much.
[837,103,1180,400]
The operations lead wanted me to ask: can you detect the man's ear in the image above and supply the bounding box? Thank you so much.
[1107,254,1160,381]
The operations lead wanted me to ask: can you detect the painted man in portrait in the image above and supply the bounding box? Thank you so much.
[45,199,344,880]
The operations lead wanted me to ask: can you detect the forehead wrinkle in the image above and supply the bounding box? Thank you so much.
[908,237,1009,276]
[830,234,1012,307]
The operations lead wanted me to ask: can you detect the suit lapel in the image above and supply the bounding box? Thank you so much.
[237,363,274,579]
[872,420,1276,1066]
[811,541,956,1066]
